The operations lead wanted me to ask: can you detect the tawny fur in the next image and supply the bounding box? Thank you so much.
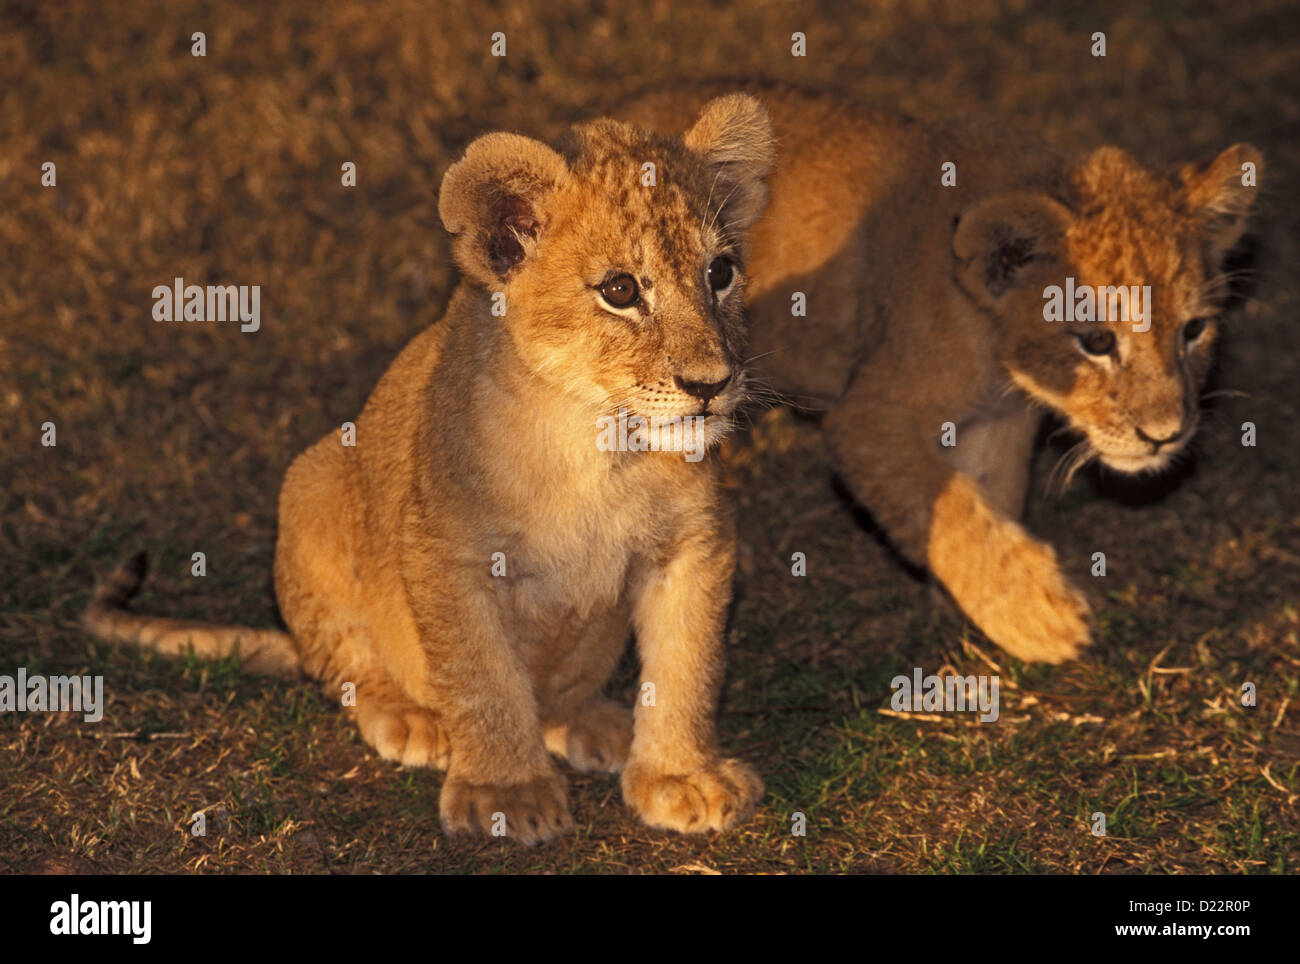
[622,85,1261,665]
[84,94,775,844]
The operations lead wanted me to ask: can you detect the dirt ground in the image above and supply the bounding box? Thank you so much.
[1,0,1297,873]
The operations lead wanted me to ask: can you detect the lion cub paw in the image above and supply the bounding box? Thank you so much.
[544,700,633,773]
[355,704,451,769]
[986,540,1092,664]
[623,757,763,833]
[439,771,574,847]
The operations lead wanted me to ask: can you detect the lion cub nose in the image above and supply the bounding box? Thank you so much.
[674,372,732,403]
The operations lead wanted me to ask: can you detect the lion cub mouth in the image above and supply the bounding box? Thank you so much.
[595,407,737,463]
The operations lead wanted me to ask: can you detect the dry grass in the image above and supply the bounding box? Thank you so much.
[1,0,1297,874]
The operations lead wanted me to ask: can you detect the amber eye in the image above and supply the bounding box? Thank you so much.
[1078,329,1116,356]
[707,256,734,292]
[598,274,639,309]
[1183,317,1210,343]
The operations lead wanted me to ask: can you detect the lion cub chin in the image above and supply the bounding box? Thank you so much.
[86,94,774,846]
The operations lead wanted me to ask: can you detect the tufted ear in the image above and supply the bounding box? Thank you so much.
[684,93,775,235]
[1175,143,1262,267]
[438,132,569,288]
[952,191,1073,308]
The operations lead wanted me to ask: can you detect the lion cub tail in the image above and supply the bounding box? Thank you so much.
[83,552,301,677]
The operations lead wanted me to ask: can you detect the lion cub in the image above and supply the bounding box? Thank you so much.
[626,87,1261,665]
[85,95,774,844]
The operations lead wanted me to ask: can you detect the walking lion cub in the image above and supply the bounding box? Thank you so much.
[85,95,775,844]
[626,86,1261,665]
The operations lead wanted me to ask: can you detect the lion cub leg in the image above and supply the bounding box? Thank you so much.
[621,535,763,833]
[827,384,1089,663]
[927,473,1091,664]
[945,405,1039,519]
[400,580,574,846]
[352,676,451,769]
[543,698,633,773]
[933,407,1090,663]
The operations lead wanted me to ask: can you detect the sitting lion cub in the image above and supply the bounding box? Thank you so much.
[626,86,1261,665]
[84,94,774,844]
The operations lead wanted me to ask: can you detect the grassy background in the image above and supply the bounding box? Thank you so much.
[1,0,1297,873]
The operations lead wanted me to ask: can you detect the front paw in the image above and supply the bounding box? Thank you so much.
[439,771,574,847]
[929,475,1092,665]
[622,757,763,833]
[544,699,633,773]
[982,536,1092,664]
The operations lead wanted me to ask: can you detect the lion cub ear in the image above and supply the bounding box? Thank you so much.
[1175,143,1263,267]
[438,133,569,288]
[952,192,1073,308]
[684,93,775,234]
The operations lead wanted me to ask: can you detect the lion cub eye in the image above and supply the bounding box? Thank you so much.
[598,274,640,309]
[1078,329,1116,356]
[1182,317,1210,343]
[707,256,734,292]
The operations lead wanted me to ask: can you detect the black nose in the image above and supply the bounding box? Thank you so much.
[1135,426,1183,450]
[674,373,731,402]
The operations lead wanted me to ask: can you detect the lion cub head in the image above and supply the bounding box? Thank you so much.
[953,142,1262,475]
[438,95,774,453]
